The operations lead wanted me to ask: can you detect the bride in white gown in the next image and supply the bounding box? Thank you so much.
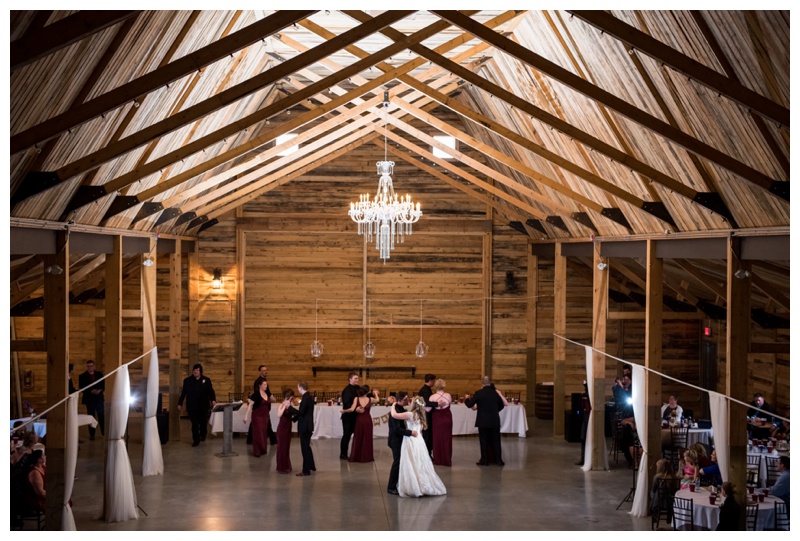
[391,396,447,498]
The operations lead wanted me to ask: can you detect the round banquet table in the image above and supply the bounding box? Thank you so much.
[209,402,529,439]
[673,487,779,530]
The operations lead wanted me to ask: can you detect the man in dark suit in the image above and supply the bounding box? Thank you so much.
[291,381,316,476]
[464,376,505,466]
[340,371,361,460]
[249,365,277,445]
[387,392,417,495]
[418,373,437,456]
[178,363,217,447]
[78,360,105,440]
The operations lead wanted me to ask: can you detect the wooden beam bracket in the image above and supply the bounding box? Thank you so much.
[508,221,530,236]
[196,218,218,234]
[135,202,164,222]
[768,181,790,202]
[11,171,63,208]
[545,216,569,232]
[692,192,738,225]
[570,212,597,233]
[601,208,631,229]
[154,208,182,226]
[102,195,140,222]
[187,215,209,230]
[641,202,677,228]
[525,219,548,235]
[61,185,110,217]
[174,211,198,226]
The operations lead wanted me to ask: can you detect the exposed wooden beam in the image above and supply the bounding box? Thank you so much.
[673,259,727,302]
[10,10,317,155]
[590,242,608,469]
[434,10,783,201]
[749,342,789,355]
[749,272,790,312]
[607,311,705,320]
[10,339,46,352]
[10,10,140,71]
[644,239,663,486]
[569,10,789,128]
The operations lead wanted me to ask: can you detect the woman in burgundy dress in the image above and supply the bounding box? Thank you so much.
[244,379,271,457]
[276,388,295,473]
[342,386,379,462]
[431,379,453,466]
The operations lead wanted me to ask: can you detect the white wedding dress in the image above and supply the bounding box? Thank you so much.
[397,417,447,498]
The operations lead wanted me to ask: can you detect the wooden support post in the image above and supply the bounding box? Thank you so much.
[727,238,750,527]
[43,231,68,530]
[553,243,566,437]
[187,249,199,373]
[591,245,608,469]
[141,237,157,444]
[102,235,123,521]
[169,240,181,442]
[526,249,538,414]
[644,240,663,484]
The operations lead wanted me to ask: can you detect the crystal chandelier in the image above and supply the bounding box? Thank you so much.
[348,94,422,262]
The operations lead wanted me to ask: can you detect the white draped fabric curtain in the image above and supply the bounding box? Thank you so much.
[709,391,729,481]
[581,347,609,471]
[629,365,649,517]
[62,395,78,530]
[104,366,138,522]
[142,348,164,477]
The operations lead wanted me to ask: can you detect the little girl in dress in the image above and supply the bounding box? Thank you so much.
[679,448,698,489]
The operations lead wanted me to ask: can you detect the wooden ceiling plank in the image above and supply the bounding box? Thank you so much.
[10,10,141,71]
[382,127,550,222]
[15,14,141,199]
[548,11,662,204]
[749,273,790,312]
[124,14,497,213]
[690,11,789,177]
[385,111,572,216]
[10,254,44,283]
[673,258,727,301]
[79,11,451,212]
[433,10,784,198]
[51,10,412,183]
[569,10,789,127]
[11,10,318,155]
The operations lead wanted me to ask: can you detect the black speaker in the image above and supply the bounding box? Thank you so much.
[571,393,583,414]
[564,411,583,443]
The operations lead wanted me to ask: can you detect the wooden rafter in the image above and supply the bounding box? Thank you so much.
[568,10,789,128]
[10,10,140,71]
[432,10,784,201]
[10,10,317,155]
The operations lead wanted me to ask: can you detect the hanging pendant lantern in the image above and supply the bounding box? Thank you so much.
[310,299,323,358]
[415,299,428,358]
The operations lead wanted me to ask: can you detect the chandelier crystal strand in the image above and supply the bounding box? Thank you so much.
[311,298,323,358]
[348,96,421,263]
[416,299,428,358]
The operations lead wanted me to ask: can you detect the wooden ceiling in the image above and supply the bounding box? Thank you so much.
[8,10,790,321]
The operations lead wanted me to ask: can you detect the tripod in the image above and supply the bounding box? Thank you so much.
[616,441,641,510]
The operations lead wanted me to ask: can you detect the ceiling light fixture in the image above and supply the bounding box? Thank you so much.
[734,268,751,279]
[363,299,375,359]
[311,299,323,358]
[45,264,64,275]
[415,300,428,358]
[348,92,422,263]
[597,261,608,271]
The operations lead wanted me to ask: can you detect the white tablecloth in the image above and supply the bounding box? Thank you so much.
[11,414,98,438]
[210,403,529,439]
[673,487,778,530]
[747,449,781,488]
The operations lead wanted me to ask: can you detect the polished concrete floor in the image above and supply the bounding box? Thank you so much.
[66,415,652,531]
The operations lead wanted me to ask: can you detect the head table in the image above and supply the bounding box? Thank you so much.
[673,486,779,530]
[10,414,99,438]
[209,402,528,439]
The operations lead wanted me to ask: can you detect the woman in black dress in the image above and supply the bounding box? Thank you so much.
[275,388,295,473]
[244,379,271,457]
[716,482,741,531]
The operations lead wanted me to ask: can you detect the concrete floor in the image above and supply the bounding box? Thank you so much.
[66,415,652,531]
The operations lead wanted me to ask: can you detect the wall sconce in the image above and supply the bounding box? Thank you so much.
[597,260,608,271]
[212,268,222,289]
[45,264,64,275]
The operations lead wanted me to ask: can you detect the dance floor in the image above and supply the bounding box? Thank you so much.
[54,414,656,532]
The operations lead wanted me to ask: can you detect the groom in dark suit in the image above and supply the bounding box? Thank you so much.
[290,381,316,476]
[387,392,417,495]
[464,376,505,466]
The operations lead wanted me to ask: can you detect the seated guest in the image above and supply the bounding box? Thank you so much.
[698,449,723,486]
[716,482,741,531]
[770,456,789,505]
[650,458,679,517]
[771,407,789,439]
[25,449,47,513]
[747,393,775,439]
[679,448,699,489]
[691,442,712,469]
[660,394,683,422]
